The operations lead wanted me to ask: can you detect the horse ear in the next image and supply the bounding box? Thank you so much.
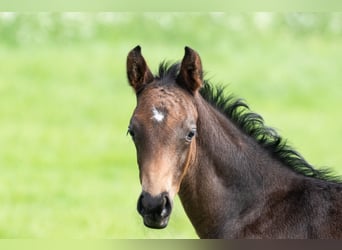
[177,46,203,94]
[127,46,154,93]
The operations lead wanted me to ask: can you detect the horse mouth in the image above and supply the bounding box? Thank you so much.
[142,214,170,229]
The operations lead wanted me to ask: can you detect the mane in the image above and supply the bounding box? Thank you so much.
[156,62,341,183]
[155,61,180,80]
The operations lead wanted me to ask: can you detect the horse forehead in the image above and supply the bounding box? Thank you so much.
[138,86,190,113]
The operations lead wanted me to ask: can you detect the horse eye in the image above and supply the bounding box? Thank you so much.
[185,129,196,142]
[127,127,135,138]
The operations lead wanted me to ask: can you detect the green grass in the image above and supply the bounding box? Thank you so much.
[0,13,341,238]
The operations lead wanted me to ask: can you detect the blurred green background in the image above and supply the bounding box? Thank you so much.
[0,13,341,238]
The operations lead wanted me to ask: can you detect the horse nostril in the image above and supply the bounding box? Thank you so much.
[160,194,172,218]
[137,193,145,216]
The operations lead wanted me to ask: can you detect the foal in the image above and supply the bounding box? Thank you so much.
[126,46,342,238]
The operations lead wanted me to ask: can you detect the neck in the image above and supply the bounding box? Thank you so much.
[178,95,300,238]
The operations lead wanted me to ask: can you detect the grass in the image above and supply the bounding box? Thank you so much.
[0,13,341,238]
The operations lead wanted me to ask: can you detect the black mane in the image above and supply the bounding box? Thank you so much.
[156,62,340,183]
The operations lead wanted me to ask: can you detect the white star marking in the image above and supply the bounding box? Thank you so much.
[151,107,165,122]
